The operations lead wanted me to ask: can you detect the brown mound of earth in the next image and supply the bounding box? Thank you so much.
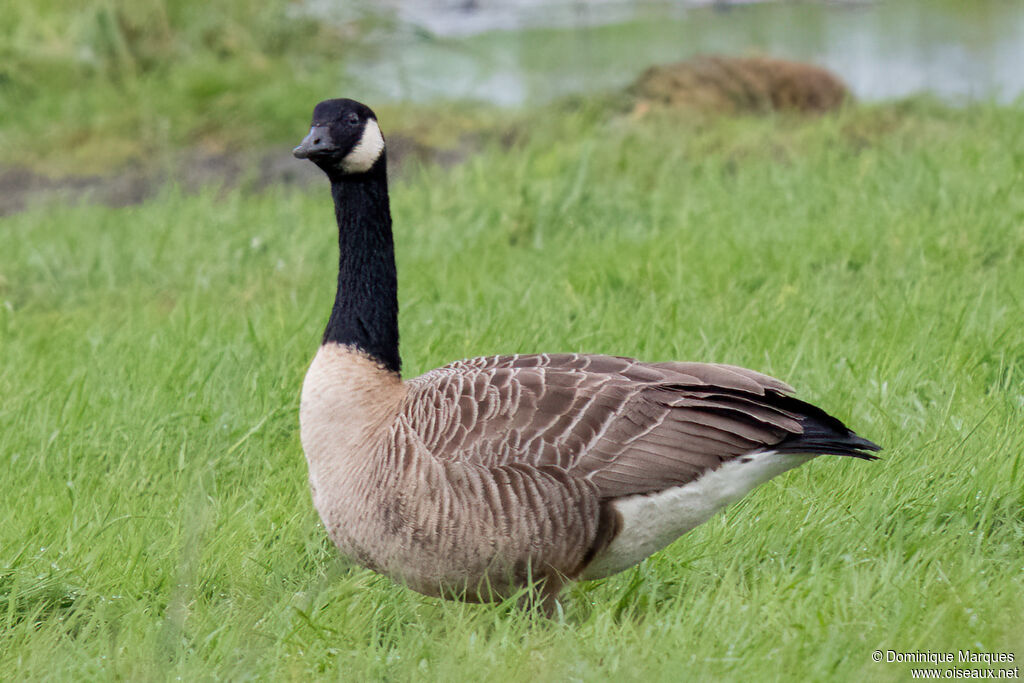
[629,55,849,114]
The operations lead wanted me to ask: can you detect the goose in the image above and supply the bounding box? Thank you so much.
[293,98,880,613]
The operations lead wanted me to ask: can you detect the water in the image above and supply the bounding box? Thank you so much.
[309,0,1024,106]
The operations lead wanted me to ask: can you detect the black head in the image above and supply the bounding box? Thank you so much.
[293,99,385,176]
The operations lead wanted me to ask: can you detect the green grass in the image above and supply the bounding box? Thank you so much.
[1,100,1023,680]
[0,0,506,175]
[0,0,375,172]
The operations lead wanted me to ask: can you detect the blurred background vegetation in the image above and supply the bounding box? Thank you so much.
[1,0,367,170]
[2,0,1021,175]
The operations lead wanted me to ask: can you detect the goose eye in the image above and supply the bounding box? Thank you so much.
[346,112,360,126]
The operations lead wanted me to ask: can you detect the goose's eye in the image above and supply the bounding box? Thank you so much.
[346,112,360,126]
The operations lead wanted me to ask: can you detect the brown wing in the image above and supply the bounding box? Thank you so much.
[401,353,872,499]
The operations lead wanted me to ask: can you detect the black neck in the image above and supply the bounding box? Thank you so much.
[323,159,401,374]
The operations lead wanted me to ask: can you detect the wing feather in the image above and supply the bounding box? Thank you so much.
[401,353,873,499]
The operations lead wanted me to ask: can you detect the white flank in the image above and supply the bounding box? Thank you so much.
[340,118,385,173]
[580,451,814,579]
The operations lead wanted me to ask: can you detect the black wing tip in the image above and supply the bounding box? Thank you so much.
[776,421,883,461]
[777,442,882,460]
[835,430,881,454]
[847,446,882,461]
[760,391,882,461]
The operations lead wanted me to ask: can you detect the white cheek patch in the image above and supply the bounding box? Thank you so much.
[340,118,385,174]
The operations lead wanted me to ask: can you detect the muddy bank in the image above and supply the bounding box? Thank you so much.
[0,134,471,217]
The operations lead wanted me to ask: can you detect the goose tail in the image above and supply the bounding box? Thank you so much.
[770,393,882,460]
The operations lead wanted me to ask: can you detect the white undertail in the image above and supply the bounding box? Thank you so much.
[581,451,814,579]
